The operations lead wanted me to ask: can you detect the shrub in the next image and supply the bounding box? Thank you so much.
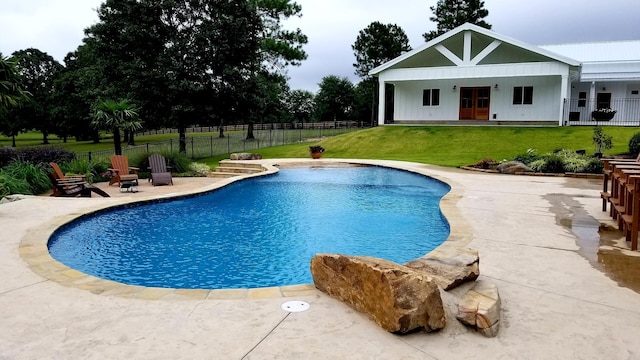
[2,160,52,195]
[562,157,590,173]
[189,162,211,176]
[529,154,566,173]
[0,168,36,196]
[62,158,109,184]
[163,151,193,173]
[528,159,547,172]
[585,157,604,174]
[0,147,17,168]
[15,147,75,166]
[512,148,538,164]
[540,154,566,173]
[629,132,640,158]
[469,158,498,169]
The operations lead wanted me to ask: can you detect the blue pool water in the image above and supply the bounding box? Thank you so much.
[48,166,450,289]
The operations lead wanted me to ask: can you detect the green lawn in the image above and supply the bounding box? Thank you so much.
[249,126,640,167]
[4,126,640,168]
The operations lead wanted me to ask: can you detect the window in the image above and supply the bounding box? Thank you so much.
[422,89,440,106]
[597,93,611,109]
[578,91,587,107]
[513,86,533,105]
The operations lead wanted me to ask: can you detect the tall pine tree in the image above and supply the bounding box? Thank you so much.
[423,0,491,41]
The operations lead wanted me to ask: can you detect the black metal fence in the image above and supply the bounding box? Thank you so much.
[75,122,368,163]
[563,98,640,126]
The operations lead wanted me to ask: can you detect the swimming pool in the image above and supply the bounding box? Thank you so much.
[48,166,451,289]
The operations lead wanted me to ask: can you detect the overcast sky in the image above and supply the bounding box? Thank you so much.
[2,0,639,93]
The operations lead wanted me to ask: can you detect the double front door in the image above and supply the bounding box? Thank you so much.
[459,87,490,120]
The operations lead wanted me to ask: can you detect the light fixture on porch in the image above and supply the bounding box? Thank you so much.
[452,85,457,90]
[602,87,607,91]
[494,84,499,89]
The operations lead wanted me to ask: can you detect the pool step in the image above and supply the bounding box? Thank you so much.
[210,161,266,178]
[218,160,264,170]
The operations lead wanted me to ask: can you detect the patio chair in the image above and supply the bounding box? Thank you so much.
[49,162,110,198]
[108,155,139,187]
[148,154,173,186]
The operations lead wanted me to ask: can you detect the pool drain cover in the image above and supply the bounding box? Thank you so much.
[281,301,310,312]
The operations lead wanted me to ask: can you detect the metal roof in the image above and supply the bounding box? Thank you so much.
[540,41,640,62]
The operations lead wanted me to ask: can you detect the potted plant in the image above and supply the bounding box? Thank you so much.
[592,125,613,158]
[591,108,616,121]
[309,145,325,159]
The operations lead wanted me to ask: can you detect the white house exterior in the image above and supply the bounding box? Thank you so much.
[369,23,640,126]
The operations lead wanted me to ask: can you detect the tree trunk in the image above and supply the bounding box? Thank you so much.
[113,127,122,155]
[178,126,186,154]
[127,130,135,145]
[92,130,101,144]
[12,135,16,147]
[246,122,255,140]
[42,130,49,145]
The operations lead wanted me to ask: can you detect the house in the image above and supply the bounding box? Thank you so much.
[369,23,640,126]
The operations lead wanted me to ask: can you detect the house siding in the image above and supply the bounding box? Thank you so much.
[391,76,563,122]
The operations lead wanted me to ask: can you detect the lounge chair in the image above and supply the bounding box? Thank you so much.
[49,162,110,198]
[148,154,173,186]
[108,155,139,187]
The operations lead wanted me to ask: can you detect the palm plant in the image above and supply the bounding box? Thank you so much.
[92,99,142,155]
[0,53,31,113]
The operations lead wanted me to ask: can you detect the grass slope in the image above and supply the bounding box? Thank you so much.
[257,126,640,167]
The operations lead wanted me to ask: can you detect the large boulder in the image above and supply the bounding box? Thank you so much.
[310,254,446,333]
[405,248,479,290]
[230,152,262,160]
[497,161,533,174]
[457,281,501,337]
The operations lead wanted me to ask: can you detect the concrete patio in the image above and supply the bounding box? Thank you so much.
[1,159,639,359]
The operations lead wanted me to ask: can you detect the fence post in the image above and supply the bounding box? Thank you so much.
[88,152,92,162]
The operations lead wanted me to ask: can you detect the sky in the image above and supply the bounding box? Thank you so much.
[2,0,640,93]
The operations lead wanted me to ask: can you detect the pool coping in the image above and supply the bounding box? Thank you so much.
[18,159,470,300]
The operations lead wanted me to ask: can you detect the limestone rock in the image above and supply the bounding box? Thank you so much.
[405,248,479,290]
[310,254,446,333]
[457,281,501,337]
[497,161,533,174]
[230,153,262,160]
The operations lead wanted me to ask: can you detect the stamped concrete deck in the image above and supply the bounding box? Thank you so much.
[1,159,639,359]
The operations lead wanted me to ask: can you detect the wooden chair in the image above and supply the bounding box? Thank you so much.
[108,155,139,186]
[148,154,173,186]
[49,162,110,198]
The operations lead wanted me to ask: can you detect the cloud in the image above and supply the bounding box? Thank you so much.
[1,0,639,93]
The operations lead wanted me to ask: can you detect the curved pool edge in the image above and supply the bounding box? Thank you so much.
[19,159,472,300]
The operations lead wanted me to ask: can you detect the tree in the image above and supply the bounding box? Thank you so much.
[251,0,308,73]
[352,22,411,127]
[352,22,411,79]
[10,48,63,144]
[0,53,31,146]
[0,53,30,113]
[50,44,104,143]
[85,0,173,144]
[282,89,315,123]
[92,99,142,155]
[315,76,355,122]
[423,0,491,41]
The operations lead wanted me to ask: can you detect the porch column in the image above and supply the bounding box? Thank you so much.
[559,74,569,126]
[589,81,597,114]
[378,80,386,125]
